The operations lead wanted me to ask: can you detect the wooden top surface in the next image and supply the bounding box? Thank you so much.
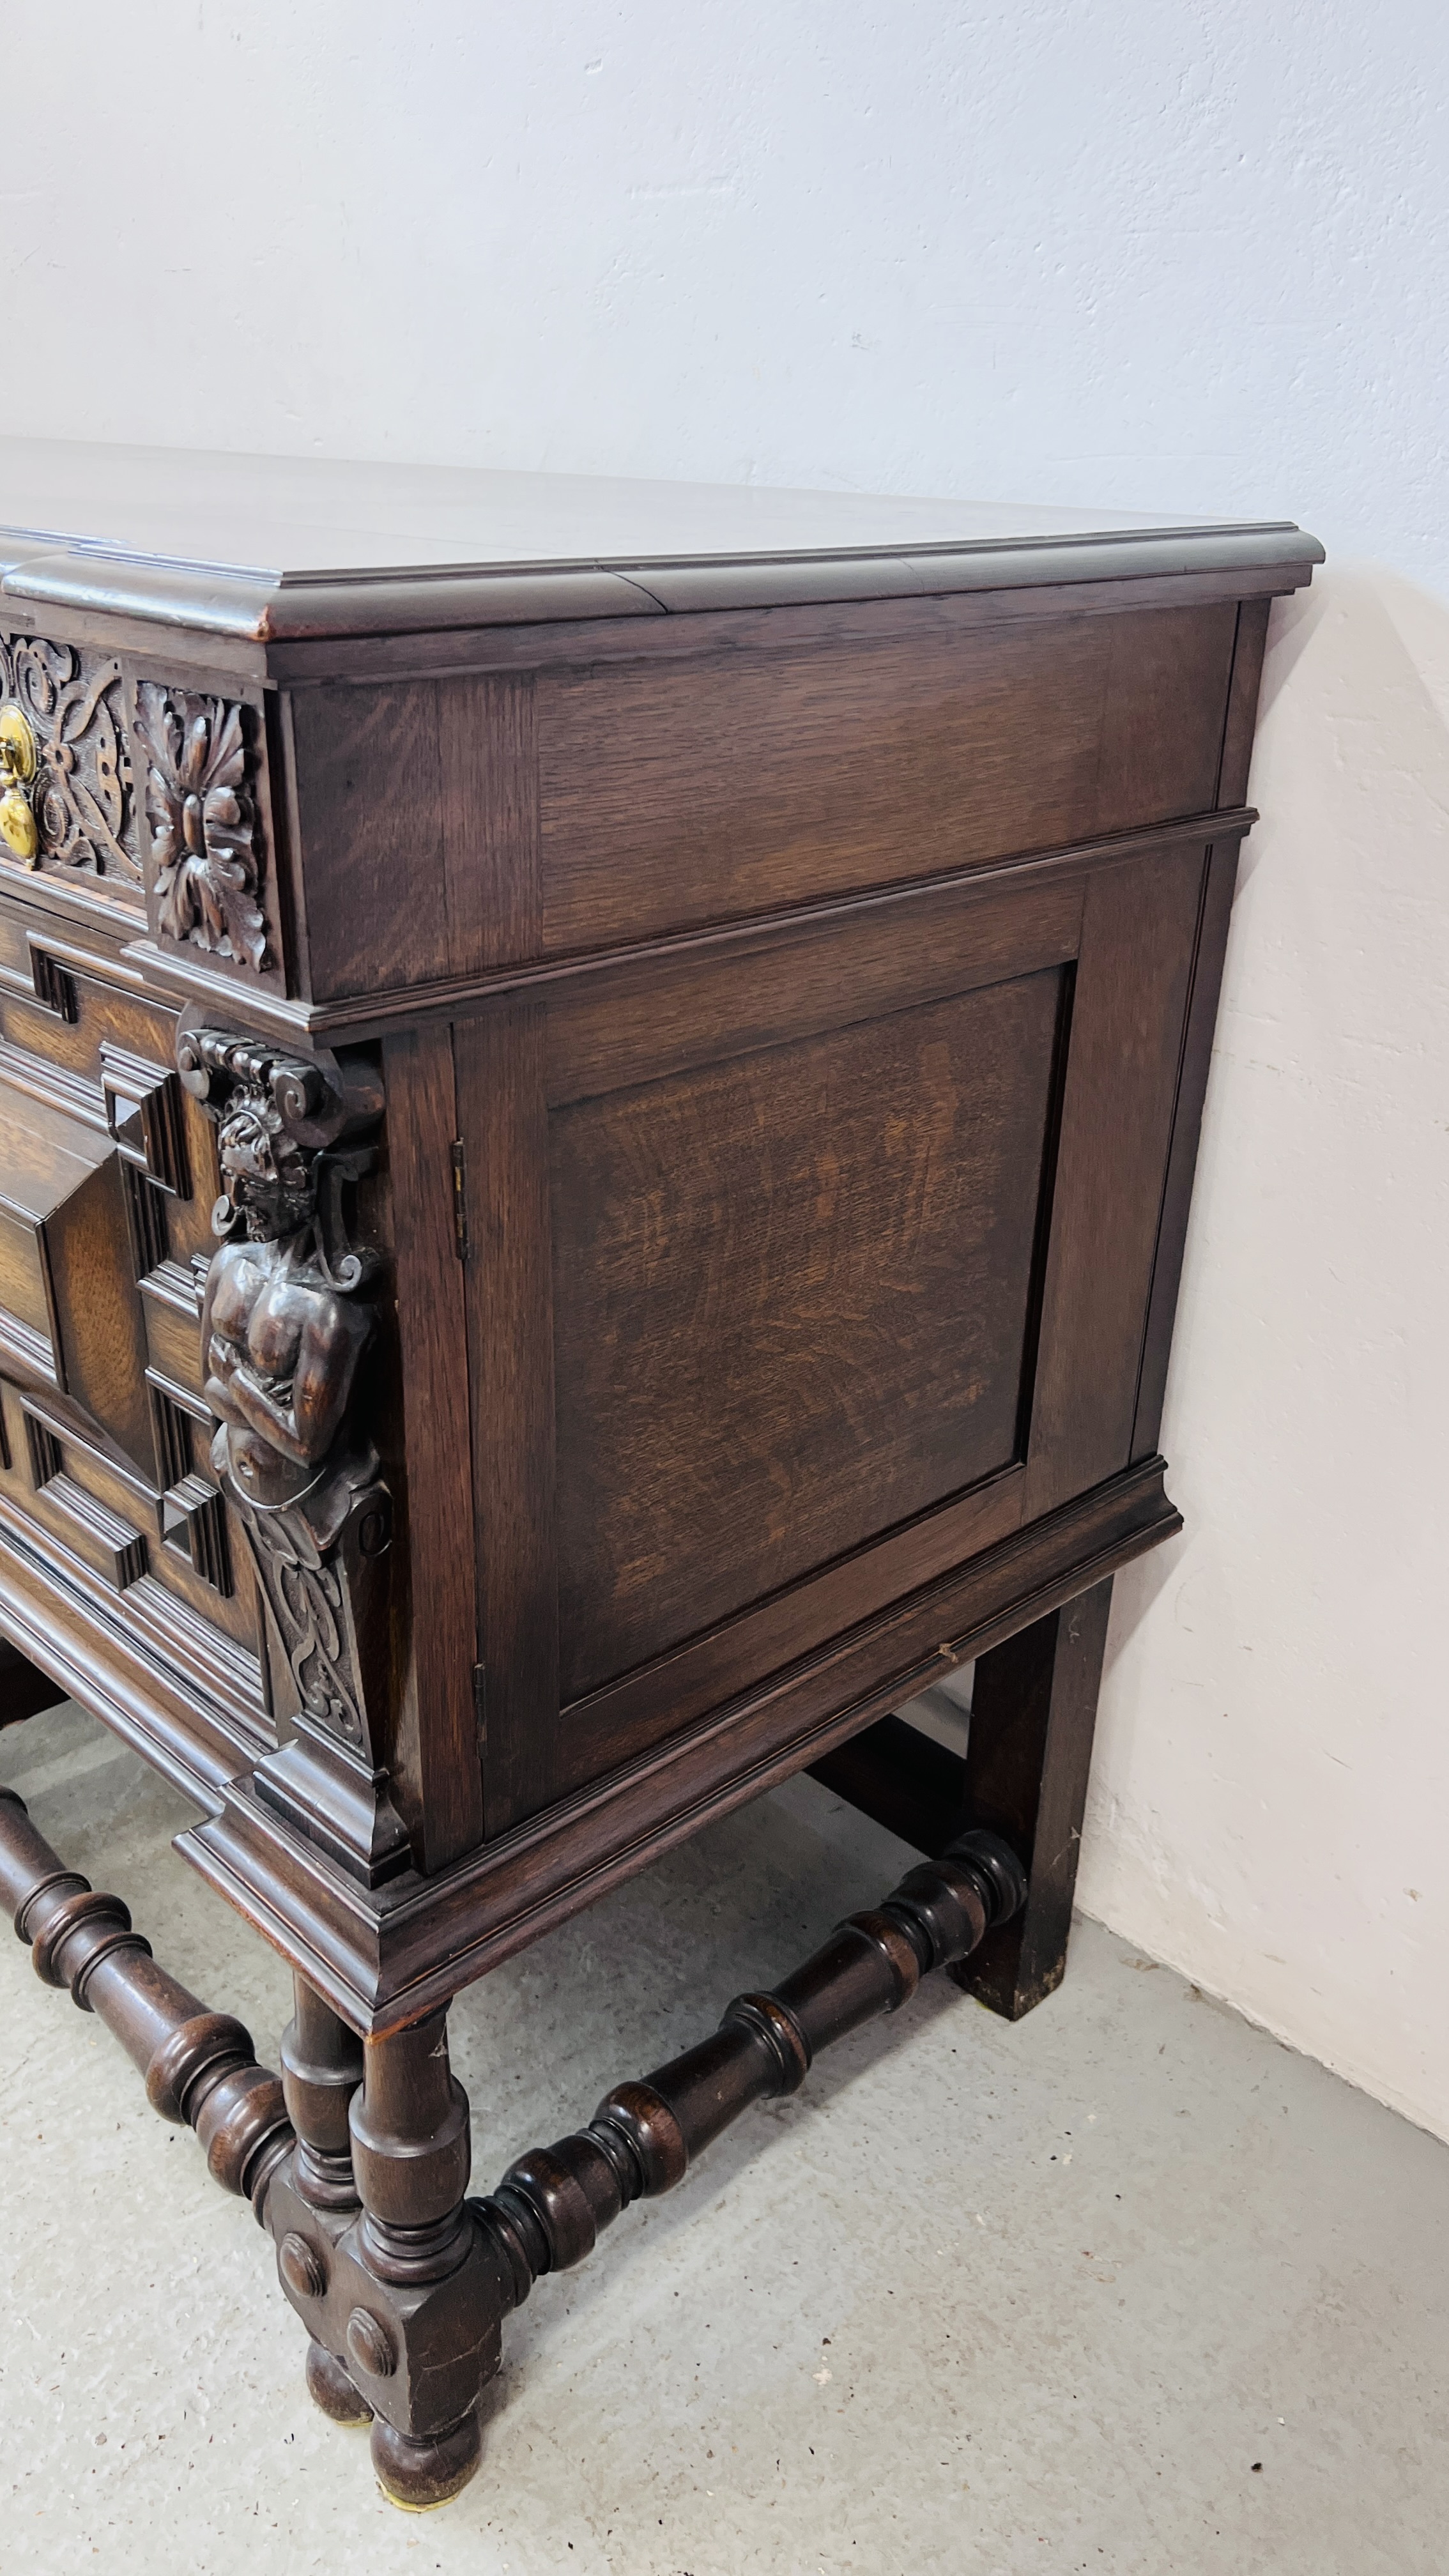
[0,436,1322,643]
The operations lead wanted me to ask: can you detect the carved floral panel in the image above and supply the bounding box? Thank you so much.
[0,631,141,892]
[135,685,272,972]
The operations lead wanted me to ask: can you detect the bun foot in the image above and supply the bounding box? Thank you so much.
[371,2408,483,2510]
[305,2338,372,2426]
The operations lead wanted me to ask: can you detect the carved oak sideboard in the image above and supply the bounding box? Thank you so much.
[0,441,1321,2508]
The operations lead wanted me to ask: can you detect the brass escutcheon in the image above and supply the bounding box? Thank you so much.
[0,702,40,864]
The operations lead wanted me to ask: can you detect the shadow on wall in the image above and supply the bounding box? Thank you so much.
[1077,562,1449,2145]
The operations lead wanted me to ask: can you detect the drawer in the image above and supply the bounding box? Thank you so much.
[0,1084,144,1440]
[0,631,288,997]
[0,1377,266,1722]
[0,923,269,1725]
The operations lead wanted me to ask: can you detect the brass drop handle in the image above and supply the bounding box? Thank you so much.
[0,702,40,864]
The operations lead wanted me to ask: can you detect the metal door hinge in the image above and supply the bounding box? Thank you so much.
[450,1138,468,1261]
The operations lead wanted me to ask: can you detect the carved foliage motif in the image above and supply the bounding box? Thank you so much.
[177,1026,395,1821]
[239,1455,390,1751]
[137,688,270,971]
[0,632,140,882]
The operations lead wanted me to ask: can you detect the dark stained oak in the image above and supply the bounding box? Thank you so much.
[0,1781,293,2204]
[0,445,1318,2510]
[453,999,560,1834]
[551,967,1065,1699]
[379,1022,483,1867]
[808,1583,1119,2018]
[535,606,1237,952]
[1020,847,1206,1518]
[955,1580,1116,2016]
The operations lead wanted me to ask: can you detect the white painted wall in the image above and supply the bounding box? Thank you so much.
[4,4,1445,2131]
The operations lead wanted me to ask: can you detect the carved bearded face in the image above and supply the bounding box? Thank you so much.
[217,1090,313,1241]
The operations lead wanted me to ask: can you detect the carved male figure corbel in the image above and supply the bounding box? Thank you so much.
[176,1019,411,1887]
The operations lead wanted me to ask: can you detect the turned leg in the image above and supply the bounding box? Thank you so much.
[270,2003,498,2509]
[954,1576,1114,2018]
[348,2009,484,2506]
[277,1977,372,2426]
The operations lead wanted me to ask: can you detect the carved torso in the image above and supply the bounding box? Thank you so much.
[203,1232,372,1532]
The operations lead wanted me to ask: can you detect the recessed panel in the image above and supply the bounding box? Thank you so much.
[551,968,1064,1698]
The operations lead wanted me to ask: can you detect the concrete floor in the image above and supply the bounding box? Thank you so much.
[2,1702,1446,2576]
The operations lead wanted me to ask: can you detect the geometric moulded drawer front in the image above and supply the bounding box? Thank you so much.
[0,1078,154,1472]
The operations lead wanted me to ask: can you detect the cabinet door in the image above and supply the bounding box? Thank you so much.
[456,834,1212,1832]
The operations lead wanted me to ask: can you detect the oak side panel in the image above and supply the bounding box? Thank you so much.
[537,604,1237,952]
[454,1001,561,1832]
[440,673,541,970]
[556,1465,1024,1794]
[382,1023,484,1868]
[551,969,1065,1699]
[288,682,441,995]
[544,870,1082,1105]
[288,675,541,999]
[1125,602,1273,1457]
[1022,846,1206,1516]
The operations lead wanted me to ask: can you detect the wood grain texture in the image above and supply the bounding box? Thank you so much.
[286,675,540,1000]
[543,868,1082,1106]
[1022,845,1206,1517]
[537,605,1237,953]
[552,969,1066,1700]
[381,1023,484,1869]
[453,1000,560,1832]
[0,1075,156,1473]
[556,1464,1025,1791]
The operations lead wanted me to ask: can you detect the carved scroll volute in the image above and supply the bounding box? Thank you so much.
[176,1016,409,1889]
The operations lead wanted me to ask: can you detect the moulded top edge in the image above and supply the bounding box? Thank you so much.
[0,436,1323,641]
